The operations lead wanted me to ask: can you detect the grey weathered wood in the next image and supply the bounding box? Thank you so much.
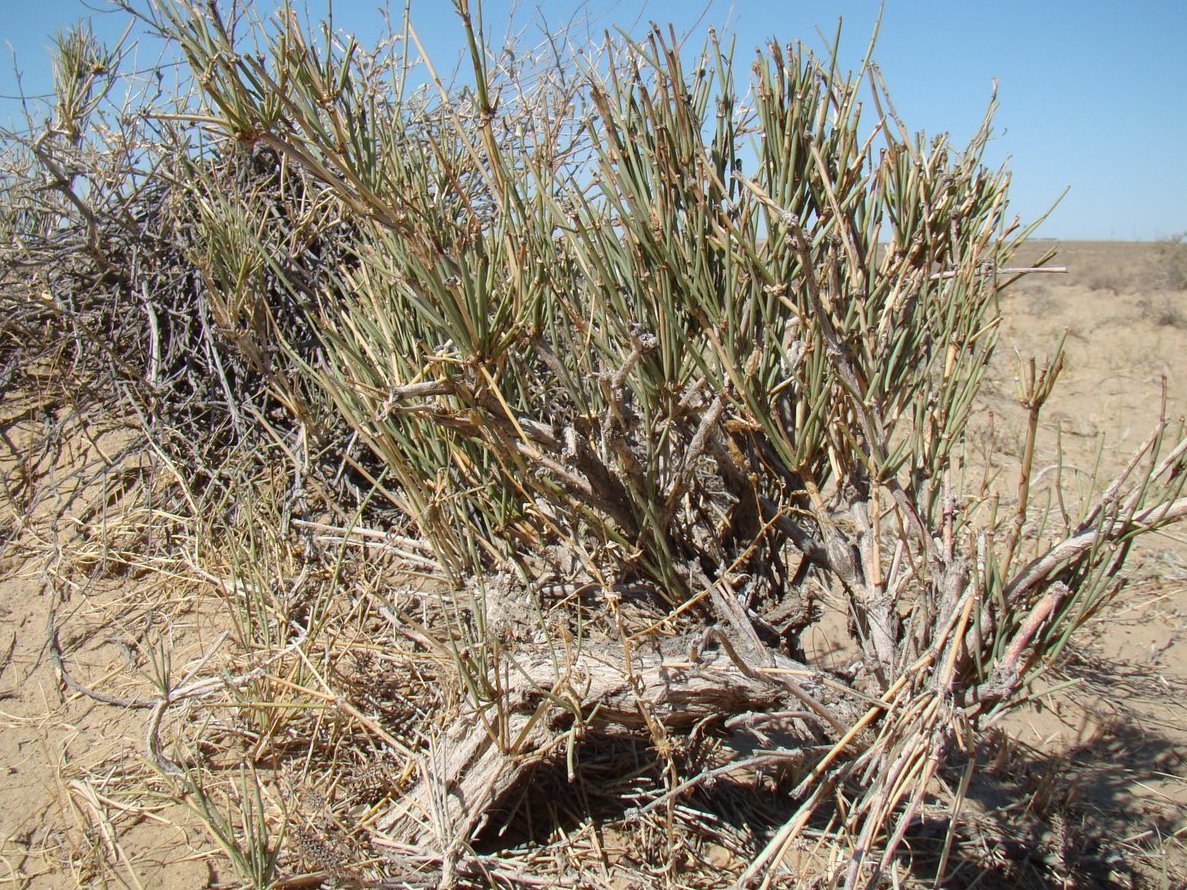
[378,637,848,850]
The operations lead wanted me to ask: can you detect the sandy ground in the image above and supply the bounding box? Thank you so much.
[975,241,1187,883]
[0,396,215,887]
[1,240,1185,887]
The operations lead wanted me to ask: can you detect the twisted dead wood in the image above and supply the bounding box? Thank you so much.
[378,634,857,851]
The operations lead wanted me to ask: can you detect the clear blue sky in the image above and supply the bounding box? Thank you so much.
[2,1,1184,240]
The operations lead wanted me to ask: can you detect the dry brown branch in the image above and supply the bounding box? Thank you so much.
[1004,496,1187,604]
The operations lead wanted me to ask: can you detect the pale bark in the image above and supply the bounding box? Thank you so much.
[378,636,853,849]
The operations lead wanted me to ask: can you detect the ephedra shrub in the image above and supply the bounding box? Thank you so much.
[6,1,1187,886]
